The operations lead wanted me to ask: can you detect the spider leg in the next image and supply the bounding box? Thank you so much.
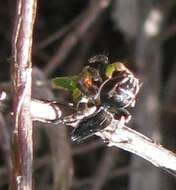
[114,108,131,123]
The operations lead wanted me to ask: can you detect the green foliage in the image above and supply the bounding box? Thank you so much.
[52,76,78,91]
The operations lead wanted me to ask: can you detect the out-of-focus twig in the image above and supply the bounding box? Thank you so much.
[11,0,37,189]
[44,0,112,76]
[72,140,104,155]
[128,2,166,189]
[66,14,104,75]
[34,9,84,51]
[160,62,176,189]
[90,148,117,190]
[0,113,11,172]
[73,165,138,188]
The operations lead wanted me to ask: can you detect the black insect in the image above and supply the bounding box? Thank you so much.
[70,55,140,142]
[71,107,112,142]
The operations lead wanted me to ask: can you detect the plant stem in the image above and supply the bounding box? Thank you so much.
[11,0,37,189]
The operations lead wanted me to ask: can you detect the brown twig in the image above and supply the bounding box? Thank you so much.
[129,3,164,190]
[11,0,37,189]
[66,15,104,75]
[44,0,112,76]
[34,9,84,51]
[73,165,137,188]
[90,148,116,190]
[72,140,104,155]
[160,59,176,188]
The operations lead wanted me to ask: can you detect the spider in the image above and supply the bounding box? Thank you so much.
[63,55,141,143]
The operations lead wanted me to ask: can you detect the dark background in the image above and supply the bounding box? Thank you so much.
[0,0,176,189]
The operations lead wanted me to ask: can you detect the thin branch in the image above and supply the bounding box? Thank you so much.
[30,98,96,124]
[2,85,175,174]
[98,125,176,176]
[130,3,165,189]
[31,99,62,123]
[11,0,37,189]
[30,99,176,176]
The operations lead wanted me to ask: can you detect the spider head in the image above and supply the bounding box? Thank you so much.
[78,66,103,98]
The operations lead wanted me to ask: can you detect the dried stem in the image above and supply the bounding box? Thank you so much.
[98,126,176,176]
[11,0,37,189]
[30,99,176,176]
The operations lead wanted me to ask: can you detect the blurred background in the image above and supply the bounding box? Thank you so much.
[0,0,176,189]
